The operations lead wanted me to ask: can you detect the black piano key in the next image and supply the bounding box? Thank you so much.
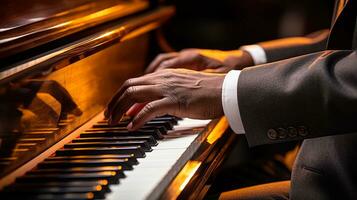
[10,180,109,191]
[88,125,168,135]
[56,146,146,158]
[46,154,138,165]
[64,141,152,152]
[146,121,173,130]
[37,159,132,170]
[98,115,179,125]
[151,116,178,125]
[28,166,123,174]
[2,186,105,199]
[72,136,158,146]
[16,171,119,184]
[81,129,163,139]
[1,193,96,200]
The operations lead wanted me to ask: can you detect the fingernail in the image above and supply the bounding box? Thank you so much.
[127,122,133,130]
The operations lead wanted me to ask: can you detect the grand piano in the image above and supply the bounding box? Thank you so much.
[0,0,236,199]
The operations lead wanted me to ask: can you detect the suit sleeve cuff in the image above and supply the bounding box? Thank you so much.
[222,70,246,134]
[240,44,267,65]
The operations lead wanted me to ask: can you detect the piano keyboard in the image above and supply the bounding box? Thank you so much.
[0,113,210,200]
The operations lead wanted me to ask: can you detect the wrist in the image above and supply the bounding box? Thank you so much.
[239,45,267,65]
[223,50,254,70]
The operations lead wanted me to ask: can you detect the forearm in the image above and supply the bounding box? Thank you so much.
[238,50,357,146]
[257,29,330,63]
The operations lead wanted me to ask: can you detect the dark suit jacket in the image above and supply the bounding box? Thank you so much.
[238,0,357,199]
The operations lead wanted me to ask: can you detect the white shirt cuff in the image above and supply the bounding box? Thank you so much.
[222,70,245,134]
[240,44,267,65]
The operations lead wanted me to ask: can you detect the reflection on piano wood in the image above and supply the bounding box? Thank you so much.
[0,0,237,199]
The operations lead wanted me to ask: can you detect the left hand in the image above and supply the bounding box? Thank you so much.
[145,49,254,74]
[105,69,225,130]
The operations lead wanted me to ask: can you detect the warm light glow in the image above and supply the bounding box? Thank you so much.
[206,117,229,144]
[87,192,94,199]
[178,160,202,191]
[99,180,108,185]
[95,185,102,191]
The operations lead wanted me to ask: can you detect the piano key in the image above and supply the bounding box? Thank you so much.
[97,116,178,126]
[64,141,152,152]
[151,117,178,125]
[10,180,109,190]
[56,146,146,158]
[46,154,137,164]
[106,118,210,200]
[2,185,106,199]
[145,121,173,130]
[37,159,132,170]
[80,129,163,139]
[93,121,172,130]
[1,193,96,200]
[28,166,123,174]
[72,136,158,146]
[88,125,168,135]
[16,171,119,184]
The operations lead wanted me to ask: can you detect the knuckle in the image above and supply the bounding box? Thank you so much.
[160,60,171,68]
[125,86,136,97]
[143,103,155,113]
[123,79,132,88]
[189,51,201,58]
[157,53,167,60]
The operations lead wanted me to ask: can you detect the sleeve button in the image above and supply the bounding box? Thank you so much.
[277,128,287,139]
[287,127,297,137]
[297,126,308,136]
[267,129,278,140]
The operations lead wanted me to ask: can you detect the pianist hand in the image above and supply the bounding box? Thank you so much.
[145,49,254,73]
[105,69,225,130]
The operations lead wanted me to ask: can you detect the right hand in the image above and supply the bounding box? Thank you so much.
[145,49,254,74]
[105,69,226,130]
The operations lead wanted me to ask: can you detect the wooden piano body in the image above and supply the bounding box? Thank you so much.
[0,0,236,199]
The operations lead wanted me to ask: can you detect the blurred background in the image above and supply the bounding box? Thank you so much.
[162,0,335,50]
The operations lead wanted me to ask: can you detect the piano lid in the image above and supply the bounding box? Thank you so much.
[0,0,149,61]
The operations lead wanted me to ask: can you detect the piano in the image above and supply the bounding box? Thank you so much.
[0,0,237,199]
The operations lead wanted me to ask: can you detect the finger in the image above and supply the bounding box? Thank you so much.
[126,103,147,117]
[155,57,182,71]
[128,98,174,130]
[108,85,162,125]
[155,53,200,71]
[145,52,178,73]
[105,76,154,118]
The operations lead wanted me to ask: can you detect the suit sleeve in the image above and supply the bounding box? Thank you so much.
[258,29,330,63]
[238,50,357,146]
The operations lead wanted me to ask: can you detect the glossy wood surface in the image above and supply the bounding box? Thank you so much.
[0,6,175,84]
[0,0,149,59]
[0,5,175,179]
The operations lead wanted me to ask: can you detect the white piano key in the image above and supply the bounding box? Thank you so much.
[106,118,211,200]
